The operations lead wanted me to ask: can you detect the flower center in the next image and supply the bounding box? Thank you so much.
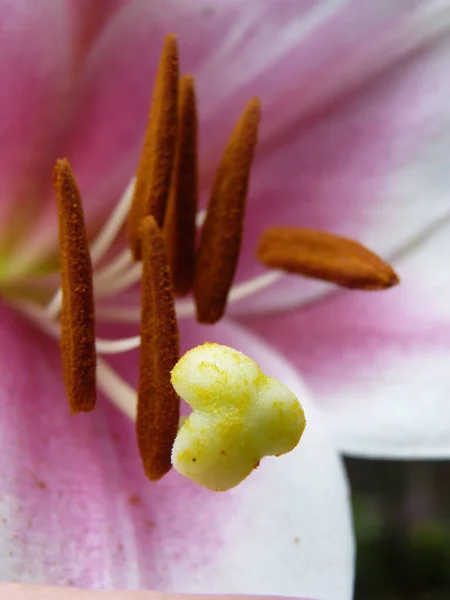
[5,34,400,489]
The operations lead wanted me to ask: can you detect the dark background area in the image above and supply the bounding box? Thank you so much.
[346,459,450,600]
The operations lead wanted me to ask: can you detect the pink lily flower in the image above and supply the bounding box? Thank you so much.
[0,2,353,599]
[238,2,450,459]
[1,0,448,598]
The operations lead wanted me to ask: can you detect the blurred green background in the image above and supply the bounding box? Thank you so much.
[346,459,450,600]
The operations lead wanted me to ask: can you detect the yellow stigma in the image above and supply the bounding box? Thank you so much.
[170,343,306,491]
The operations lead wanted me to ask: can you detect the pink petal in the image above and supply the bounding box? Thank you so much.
[233,27,450,313]
[67,0,132,62]
[241,218,450,458]
[0,303,353,600]
[27,0,450,276]
[0,583,310,600]
[46,1,438,222]
[0,0,73,230]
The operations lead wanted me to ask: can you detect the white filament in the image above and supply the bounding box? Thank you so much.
[94,262,142,298]
[44,177,136,320]
[94,248,134,284]
[96,335,141,354]
[97,271,283,323]
[89,177,136,264]
[16,168,288,426]
[97,358,137,420]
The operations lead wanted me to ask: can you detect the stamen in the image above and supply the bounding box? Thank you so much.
[128,34,179,260]
[53,159,97,413]
[94,261,142,298]
[97,357,137,420]
[194,97,261,324]
[93,248,134,285]
[95,335,141,354]
[89,176,136,264]
[163,74,198,295]
[97,271,284,323]
[44,178,136,320]
[137,216,180,481]
[257,227,400,290]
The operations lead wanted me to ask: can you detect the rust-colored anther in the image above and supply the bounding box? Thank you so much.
[128,34,179,260]
[53,158,97,413]
[137,216,180,481]
[257,227,400,290]
[194,97,261,323]
[163,74,198,295]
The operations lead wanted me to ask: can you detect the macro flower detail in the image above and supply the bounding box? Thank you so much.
[171,342,306,491]
[9,34,399,492]
[12,1,449,594]
[193,96,261,324]
[128,33,179,260]
[257,227,400,290]
[136,215,180,482]
[54,158,97,413]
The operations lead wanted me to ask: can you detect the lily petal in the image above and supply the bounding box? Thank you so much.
[67,0,132,63]
[232,28,450,313]
[0,0,73,230]
[242,217,450,458]
[0,303,353,600]
[52,1,449,230]
[27,1,450,279]
[0,583,309,600]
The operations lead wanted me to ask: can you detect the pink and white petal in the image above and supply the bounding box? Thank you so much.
[232,29,450,314]
[176,319,354,600]
[67,0,132,64]
[0,585,310,600]
[50,0,287,225]
[241,218,450,458]
[0,303,353,600]
[38,1,443,233]
[0,0,73,233]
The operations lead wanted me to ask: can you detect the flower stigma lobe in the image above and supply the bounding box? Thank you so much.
[170,343,306,491]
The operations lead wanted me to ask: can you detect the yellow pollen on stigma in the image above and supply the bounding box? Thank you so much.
[11,34,400,491]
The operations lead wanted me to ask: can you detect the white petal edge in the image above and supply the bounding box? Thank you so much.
[244,217,450,460]
[317,215,450,459]
[177,319,355,600]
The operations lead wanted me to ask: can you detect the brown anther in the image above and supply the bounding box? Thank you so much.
[53,158,96,413]
[194,97,261,323]
[137,216,180,481]
[257,227,400,290]
[128,34,179,260]
[163,74,198,295]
